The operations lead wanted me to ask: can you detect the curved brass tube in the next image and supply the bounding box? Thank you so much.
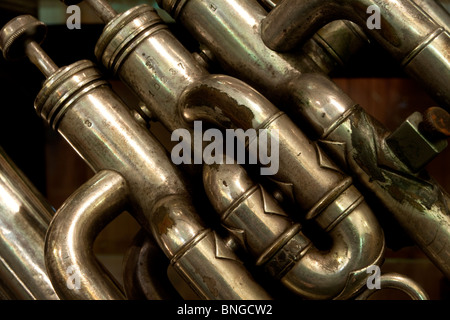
[0,147,58,300]
[0,15,271,300]
[0,2,443,300]
[45,170,128,300]
[179,76,383,298]
[150,0,450,278]
[85,5,389,299]
[260,0,450,109]
[122,229,181,300]
[180,74,345,211]
[89,4,372,215]
[260,0,373,75]
[38,62,270,300]
[203,162,385,299]
[355,273,429,300]
[287,73,450,279]
[156,0,368,102]
[281,207,384,299]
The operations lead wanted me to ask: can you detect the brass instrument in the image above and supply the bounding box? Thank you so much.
[0,0,448,301]
[0,147,58,299]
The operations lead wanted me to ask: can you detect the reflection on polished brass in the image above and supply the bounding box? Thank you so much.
[0,148,58,300]
[356,273,430,300]
[73,1,394,299]
[261,0,450,109]
[179,74,371,217]
[62,2,375,241]
[65,1,378,233]
[94,3,207,134]
[0,0,447,301]
[0,15,271,300]
[155,0,450,281]
[412,0,450,32]
[203,162,385,299]
[156,0,368,104]
[258,0,369,75]
[288,73,450,279]
[45,170,128,300]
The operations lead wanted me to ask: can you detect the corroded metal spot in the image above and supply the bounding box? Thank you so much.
[419,106,450,140]
[264,233,311,279]
[157,214,175,235]
[202,275,219,298]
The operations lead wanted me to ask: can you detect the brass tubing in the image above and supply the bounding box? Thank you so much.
[0,148,58,300]
[287,73,450,279]
[61,0,116,23]
[83,0,117,23]
[152,0,450,278]
[82,6,388,297]
[259,0,370,74]
[261,0,450,109]
[155,0,368,102]
[122,229,181,300]
[94,5,208,133]
[179,75,387,296]
[356,273,429,300]
[203,163,385,299]
[179,74,348,212]
[45,170,129,300]
[37,61,271,300]
[1,15,271,300]
[412,0,450,32]
[88,5,369,215]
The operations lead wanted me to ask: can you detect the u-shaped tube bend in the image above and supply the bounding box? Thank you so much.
[261,0,450,109]
[282,203,385,299]
[203,162,385,300]
[286,72,450,279]
[182,75,385,299]
[45,170,129,300]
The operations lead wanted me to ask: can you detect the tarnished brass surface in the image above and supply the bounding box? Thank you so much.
[0,0,448,300]
[260,0,450,109]
[0,148,58,300]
